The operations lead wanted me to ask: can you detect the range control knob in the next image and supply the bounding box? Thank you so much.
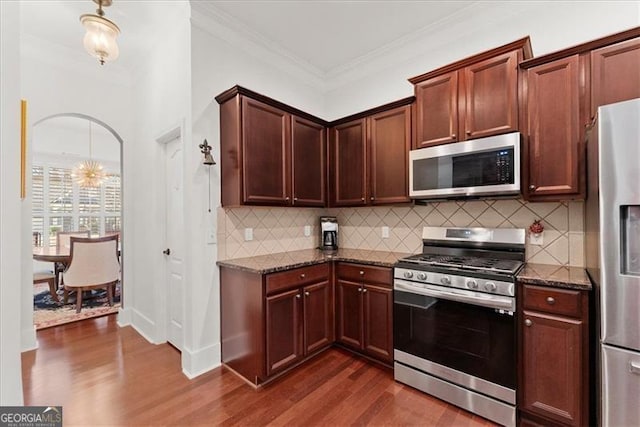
[484,282,497,292]
[417,272,427,281]
[403,271,414,279]
[467,280,478,289]
[441,276,451,285]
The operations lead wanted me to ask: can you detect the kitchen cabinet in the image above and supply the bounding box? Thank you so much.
[518,284,589,427]
[591,36,640,117]
[336,263,393,363]
[220,263,332,385]
[410,38,531,149]
[521,55,587,200]
[216,86,327,207]
[330,102,412,207]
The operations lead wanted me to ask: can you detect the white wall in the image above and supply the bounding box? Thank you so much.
[0,0,25,405]
[323,1,640,119]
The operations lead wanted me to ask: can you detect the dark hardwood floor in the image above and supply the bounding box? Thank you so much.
[23,315,495,426]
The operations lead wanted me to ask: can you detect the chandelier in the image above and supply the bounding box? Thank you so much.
[72,121,106,188]
[80,0,120,65]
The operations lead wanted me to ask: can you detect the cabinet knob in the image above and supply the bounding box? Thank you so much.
[359,271,365,276]
[293,197,298,201]
[300,273,306,279]
[362,288,367,293]
[529,184,536,190]
[525,319,532,327]
[296,294,301,299]
[285,196,290,201]
[451,133,456,139]
[357,288,362,292]
[361,197,365,202]
[466,130,471,135]
[370,197,374,201]
[305,291,310,297]
[546,296,555,305]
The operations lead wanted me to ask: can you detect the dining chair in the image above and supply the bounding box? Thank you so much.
[55,230,90,286]
[33,272,59,303]
[62,235,120,313]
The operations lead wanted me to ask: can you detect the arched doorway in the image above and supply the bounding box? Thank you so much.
[29,113,125,329]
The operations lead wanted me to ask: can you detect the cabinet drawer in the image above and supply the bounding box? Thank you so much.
[522,285,582,318]
[266,263,329,295]
[337,263,392,286]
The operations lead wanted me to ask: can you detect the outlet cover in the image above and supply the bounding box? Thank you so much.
[244,228,253,241]
[529,232,543,246]
[304,225,311,237]
[382,226,390,239]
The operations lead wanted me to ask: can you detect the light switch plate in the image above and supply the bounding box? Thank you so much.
[382,226,390,239]
[304,225,311,237]
[244,228,253,241]
[207,227,216,245]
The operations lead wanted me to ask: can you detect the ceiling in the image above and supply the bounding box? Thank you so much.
[20,0,480,75]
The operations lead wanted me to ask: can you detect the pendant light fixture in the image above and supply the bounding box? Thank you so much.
[80,0,120,65]
[72,121,106,188]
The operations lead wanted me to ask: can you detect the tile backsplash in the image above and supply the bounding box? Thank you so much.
[217,199,585,267]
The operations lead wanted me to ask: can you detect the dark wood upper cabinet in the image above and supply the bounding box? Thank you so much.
[523,55,585,200]
[330,119,367,206]
[591,37,640,117]
[369,105,411,205]
[303,280,334,354]
[291,116,326,207]
[414,71,458,148]
[330,99,413,207]
[410,38,531,148]
[462,50,519,140]
[242,97,291,205]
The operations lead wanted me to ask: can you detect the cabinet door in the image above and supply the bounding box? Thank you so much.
[369,105,411,205]
[525,56,583,199]
[266,288,302,376]
[336,280,363,349]
[591,37,640,117]
[303,280,334,354]
[330,120,367,206]
[461,50,518,140]
[363,284,393,363]
[521,311,583,427]
[414,71,458,148]
[241,97,290,205]
[291,116,326,207]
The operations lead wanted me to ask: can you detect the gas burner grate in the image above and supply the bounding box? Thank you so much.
[402,254,523,275]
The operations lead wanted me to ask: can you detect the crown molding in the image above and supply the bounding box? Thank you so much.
[190,2,327,92]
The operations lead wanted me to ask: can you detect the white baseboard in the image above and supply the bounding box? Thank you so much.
[130,308,161,344]
[21,325,38,352]
[181,342,221,379]
[117,306,133,326]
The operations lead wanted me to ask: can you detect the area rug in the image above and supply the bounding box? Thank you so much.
[33,284,121,330]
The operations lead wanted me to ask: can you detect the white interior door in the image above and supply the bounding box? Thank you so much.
[164,137,184,350]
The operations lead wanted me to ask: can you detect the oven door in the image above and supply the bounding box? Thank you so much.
[393,279,516,403]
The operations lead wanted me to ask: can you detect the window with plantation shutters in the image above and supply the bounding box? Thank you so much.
[32,164,121,246]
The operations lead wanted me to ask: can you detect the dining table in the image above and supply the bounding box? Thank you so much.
[32,246,71,264]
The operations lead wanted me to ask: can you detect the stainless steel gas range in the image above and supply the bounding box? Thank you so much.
[393,226,525,427]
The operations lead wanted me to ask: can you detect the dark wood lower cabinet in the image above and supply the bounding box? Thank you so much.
[518,283,589,427]
[303,280,334,354]
[336,263,393,364]
[266,288,303,376]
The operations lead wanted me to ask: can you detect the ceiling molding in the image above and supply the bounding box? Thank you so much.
[190,2,327,91]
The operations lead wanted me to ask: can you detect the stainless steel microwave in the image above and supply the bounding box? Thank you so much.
[409,132,521,199]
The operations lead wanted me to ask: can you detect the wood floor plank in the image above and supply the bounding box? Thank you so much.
[23,315,498,426]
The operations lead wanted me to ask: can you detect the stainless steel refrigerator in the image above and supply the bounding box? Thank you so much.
[586,98,640,427]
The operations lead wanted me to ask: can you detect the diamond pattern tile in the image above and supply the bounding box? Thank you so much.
[218,199,583,267]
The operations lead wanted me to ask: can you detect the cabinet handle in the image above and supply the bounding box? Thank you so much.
[296,294,301,299]
[529,184,536,190]
[293,197,298,202]
[300,273,306,279]
[451,133,456,139]
[305,291,310,297]
[361,197,365,202]
[525,319,532,327]
[357,288,362,292]
[546,296,555,305]
[362,288,367,293]
[466,130,471,135]
[285,196,290,201]
[359,271,365,276]
[370,197,374,201]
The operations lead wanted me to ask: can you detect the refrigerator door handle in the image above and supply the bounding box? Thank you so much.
[631,361,640,375]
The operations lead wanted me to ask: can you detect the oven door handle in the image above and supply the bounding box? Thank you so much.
[394,280,515,312]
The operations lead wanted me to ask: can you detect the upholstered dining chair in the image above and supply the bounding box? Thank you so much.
[55,230,90,286]
[62,235,120,313]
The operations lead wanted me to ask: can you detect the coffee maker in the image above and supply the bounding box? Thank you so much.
[320,216,338,251]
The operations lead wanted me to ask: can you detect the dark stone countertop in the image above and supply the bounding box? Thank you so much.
[517,263,592,291]
[216,248,411,274]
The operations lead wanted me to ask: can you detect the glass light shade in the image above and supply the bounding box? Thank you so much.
[72,160,107,188]
[80,14,120,65]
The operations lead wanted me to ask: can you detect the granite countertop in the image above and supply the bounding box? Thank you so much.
[517,263,592,291]
[216,248,412,274]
